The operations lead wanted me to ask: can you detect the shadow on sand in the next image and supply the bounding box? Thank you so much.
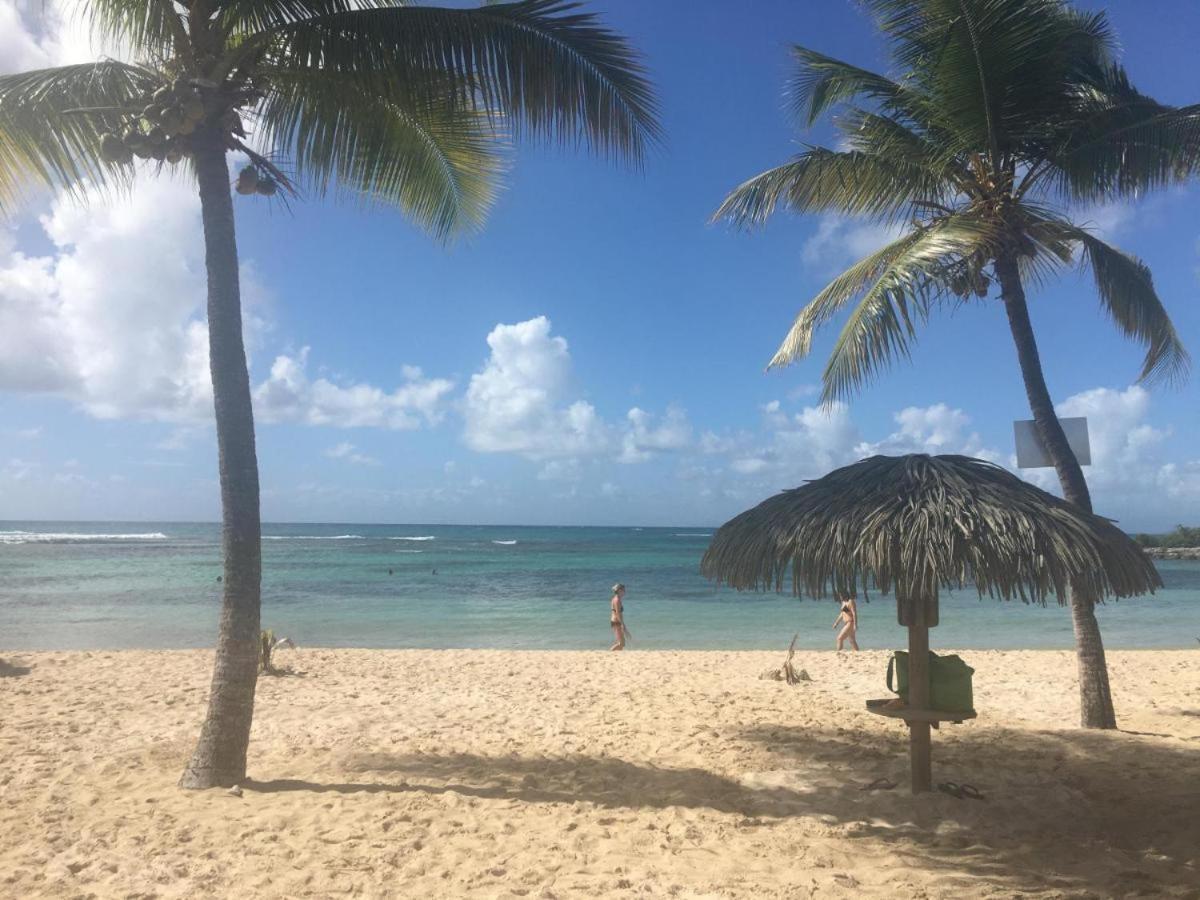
[244,723,1200,896]
[0,658,32,678]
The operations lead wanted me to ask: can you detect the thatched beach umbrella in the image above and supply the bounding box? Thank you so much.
[702,454,1160,793]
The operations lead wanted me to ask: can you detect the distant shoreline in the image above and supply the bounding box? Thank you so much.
[1143,546,1200,560]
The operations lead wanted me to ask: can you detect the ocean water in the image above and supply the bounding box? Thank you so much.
[1,521,1197,651]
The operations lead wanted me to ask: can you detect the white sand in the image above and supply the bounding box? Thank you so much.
[0,648,1197,898]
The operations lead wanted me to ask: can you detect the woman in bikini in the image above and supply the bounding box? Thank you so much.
[609,583,631,651]
[832,592,859,651]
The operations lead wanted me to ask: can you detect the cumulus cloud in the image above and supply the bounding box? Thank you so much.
[859,403,1000,461]
[1,0,132,74]
[324,441,379,466]
[1028,385,1200,519]
[700,399,1011,504]
[802,216,907,276]
[463,317,607,459]
[0,173,224,420]
[696,387,1196,528]
[618,406,691,463]
[464,316,690,465]
[0,171,454,430]
[255,350,453,430]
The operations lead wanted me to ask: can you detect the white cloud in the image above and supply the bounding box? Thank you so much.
[1036,385,1199,519]
[324,441,379,466]
[0,173,223,420]
[0,171,454,431]
[464,317,694,468]
[463,317,606,459]
[1,0,132,74]
[802,216,906,276]
[255,349,453,430]
[618,406,691,463]
[858,403,1000,461]
[464,317,608,459]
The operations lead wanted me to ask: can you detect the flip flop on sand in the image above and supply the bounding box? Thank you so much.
[937,782,965,799]
[860,777,898,791]
[958,783,985,800]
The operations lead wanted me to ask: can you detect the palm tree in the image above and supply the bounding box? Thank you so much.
[714,0,1194,728]
[0,0,658,787]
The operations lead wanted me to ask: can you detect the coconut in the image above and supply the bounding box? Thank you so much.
[143,104,163,123]
[153,86,173,104]
[165,147,184,165]
[99,133,130,164]
[182,96,205,121]
[235,166,259,195]
[159,107,185,134]
[256,177,278,197]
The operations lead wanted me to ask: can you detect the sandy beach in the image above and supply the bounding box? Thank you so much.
[1,648,1197,898]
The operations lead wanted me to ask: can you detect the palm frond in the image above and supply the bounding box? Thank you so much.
[260,0,660,161]
[1067,228,1190,385]
[1038,66,1200,201]
[85,0,184,58]
[769,227,929,368]
[256,69,505,235]
[712,147,945,228]
[786,46,905,126]
[806,215,1002,401]
[0,62,162,211]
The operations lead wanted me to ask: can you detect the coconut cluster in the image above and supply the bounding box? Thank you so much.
[235,166,277,196]
[98,79,219,166]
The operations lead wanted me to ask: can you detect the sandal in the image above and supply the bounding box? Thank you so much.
[958,783,985,800]
[860,777,897,791]
[937,782,965,799]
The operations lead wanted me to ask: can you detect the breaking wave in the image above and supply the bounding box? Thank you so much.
[0,530,168,544]
[263,534,363,540]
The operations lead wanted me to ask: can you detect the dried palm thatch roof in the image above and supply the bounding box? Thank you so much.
[701,454,1160,610]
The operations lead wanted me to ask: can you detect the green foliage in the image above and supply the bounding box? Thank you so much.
[714,0,1195,403]
[259,629,276,673]
[1133,526,1200,549]
[0,0,660,236]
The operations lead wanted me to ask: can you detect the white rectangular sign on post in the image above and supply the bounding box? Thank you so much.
[1014,417,1091,468]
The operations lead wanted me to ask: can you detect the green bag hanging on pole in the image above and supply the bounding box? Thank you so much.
[887,651,975,713]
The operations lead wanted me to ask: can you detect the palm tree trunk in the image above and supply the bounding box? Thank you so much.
[180,127,263,788]
[995,253,1117,730]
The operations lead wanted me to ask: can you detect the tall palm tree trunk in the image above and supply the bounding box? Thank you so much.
[995,253,1117,730]
[180,127,264,788]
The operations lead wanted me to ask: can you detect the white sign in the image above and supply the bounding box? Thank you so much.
[1014,417,1090,468]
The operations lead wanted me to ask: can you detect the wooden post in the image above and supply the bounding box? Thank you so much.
[907,620,932,793]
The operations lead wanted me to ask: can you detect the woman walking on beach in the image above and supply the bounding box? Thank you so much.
[610,583,631,651]
[833,593,859,651]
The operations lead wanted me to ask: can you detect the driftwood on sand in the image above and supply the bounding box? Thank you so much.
[759,633,811,685]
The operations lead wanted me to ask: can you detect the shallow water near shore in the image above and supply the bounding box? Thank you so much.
[1,520,1197,651]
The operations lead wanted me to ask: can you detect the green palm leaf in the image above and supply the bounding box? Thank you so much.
[0,62,162,209]
[795,215,1001,400]
[257,70,505,235]
[712,147,945,227]
[786,46,906,126]
[260,0,660,160]
[1067,228,1190,385]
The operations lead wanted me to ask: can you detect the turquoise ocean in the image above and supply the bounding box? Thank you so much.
[1,521,1197,651]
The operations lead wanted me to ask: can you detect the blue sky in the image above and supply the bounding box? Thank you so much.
[1,0,1198,529]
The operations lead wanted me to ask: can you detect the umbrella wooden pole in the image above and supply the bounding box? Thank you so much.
[907,622,932,793]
